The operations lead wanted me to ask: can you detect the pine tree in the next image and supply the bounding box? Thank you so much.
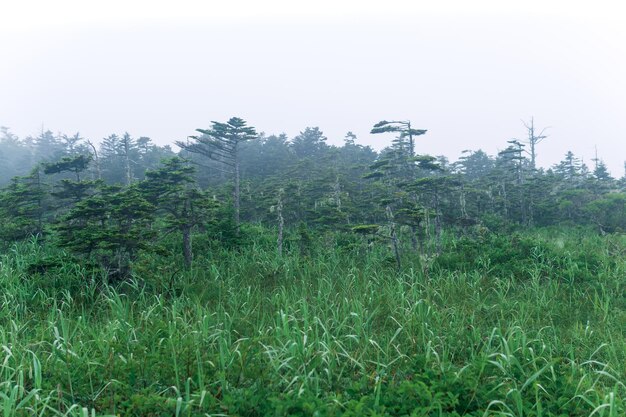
[142,157,218,268]
[0,127,32,185]
[28,129,64,163]
[370,120,427,160]
[0,166,48,242]
[56,184,156,280]
[43,154,99,209]
[553,151,583,183]
[291,127,328,159]
[177,117,258,234]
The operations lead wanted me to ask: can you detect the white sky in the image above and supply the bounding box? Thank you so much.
[1,0,625,175]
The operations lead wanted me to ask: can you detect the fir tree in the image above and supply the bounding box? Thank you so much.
[142,157,218,268]
[177,117,258,234]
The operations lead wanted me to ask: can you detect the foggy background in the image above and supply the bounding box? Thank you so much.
[1,0,624,175]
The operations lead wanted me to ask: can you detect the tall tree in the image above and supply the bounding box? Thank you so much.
[553,151,583,184]
[454,149,494,182]
[177,117,258,233]
[43,154,98,209]
[521,117,548,170]
[59,132,86,155]
[100,134,124,184]
[496,140,529,223]
[291,127,328,159]
[369,120,429,254]
[370,120,427,159]
[120,132,136,186]
[0,166,48,241]
[86,140,102,180]
[0,127,32,184]
[28,129,64,163]
[142,157,218,268]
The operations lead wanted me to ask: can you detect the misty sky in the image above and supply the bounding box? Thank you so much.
[1,0,625,175]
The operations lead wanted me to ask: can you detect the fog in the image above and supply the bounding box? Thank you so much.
[1,0,625,174]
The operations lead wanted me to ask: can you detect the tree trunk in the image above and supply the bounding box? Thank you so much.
[528,180,534,227]
[409,194,420,253]
[87,140,102,180]
[234,145,240,235]
[277,190,284,256]
[434,193,442,255]
[501,181,508,220]
[410,225,419,252]
[460,183,468,218]
[529,119,536,170]
[333,176,342,210]
[390,224,401,270]
[417,222,425,255]
[386,205,401,270]
[407,121,415,158]
[34,168,44,237]
[123,137,132,186]
[182,225,192,269]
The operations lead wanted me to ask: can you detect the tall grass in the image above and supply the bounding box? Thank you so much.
[0,229,624,415]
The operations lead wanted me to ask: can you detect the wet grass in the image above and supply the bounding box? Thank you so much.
[0,230,624,416]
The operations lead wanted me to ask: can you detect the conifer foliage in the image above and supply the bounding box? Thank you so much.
[0,118,624,277]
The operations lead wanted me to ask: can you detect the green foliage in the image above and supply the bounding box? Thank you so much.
[1,118,626,416]
[297,221,313,256]
[43,154,91,178]
[586,193,626,233]
[44,154,100,207]
[433,232,612,282]
[55,184,156,278]
[0,167,48,242]
[0,229,625,415]
[142,157,219,267]
[352,224,380,235]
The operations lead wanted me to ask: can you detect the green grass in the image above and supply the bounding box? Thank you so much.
[0,229,625,416]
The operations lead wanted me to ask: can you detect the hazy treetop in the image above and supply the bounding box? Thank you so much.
[1,0,624,174]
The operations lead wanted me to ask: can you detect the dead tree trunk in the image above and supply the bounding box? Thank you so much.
[86,140,102,180]
[523,117,548,171]
[277,189,284,256]
[124,140,132,186]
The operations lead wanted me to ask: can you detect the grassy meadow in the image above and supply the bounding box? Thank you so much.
[0,228,625,416]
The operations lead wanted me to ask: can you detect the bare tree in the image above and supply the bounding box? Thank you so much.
[86,140,102,180]
[522,117,549,170]
[276,188,284,256]
[121,133,134,186]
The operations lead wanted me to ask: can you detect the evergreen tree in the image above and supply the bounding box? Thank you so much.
[28,129,65,163]
[454,149,494,182]
[592,159,613,183]
[177,117,258,234]
[0,166,48,242]
[0,127,33,184]
[142,157,218,268]
[56,184,156,280]
[291,127,328,159]
[43,154,99,209]
[134,136,175,181]
[553,151,583,184]
[370,120,427,160]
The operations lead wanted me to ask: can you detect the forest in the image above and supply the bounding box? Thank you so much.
[0,118,625,416]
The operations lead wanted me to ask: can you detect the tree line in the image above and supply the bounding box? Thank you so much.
[0,118,624,274]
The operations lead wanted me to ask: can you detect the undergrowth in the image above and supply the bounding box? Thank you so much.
[0,228,624,416]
